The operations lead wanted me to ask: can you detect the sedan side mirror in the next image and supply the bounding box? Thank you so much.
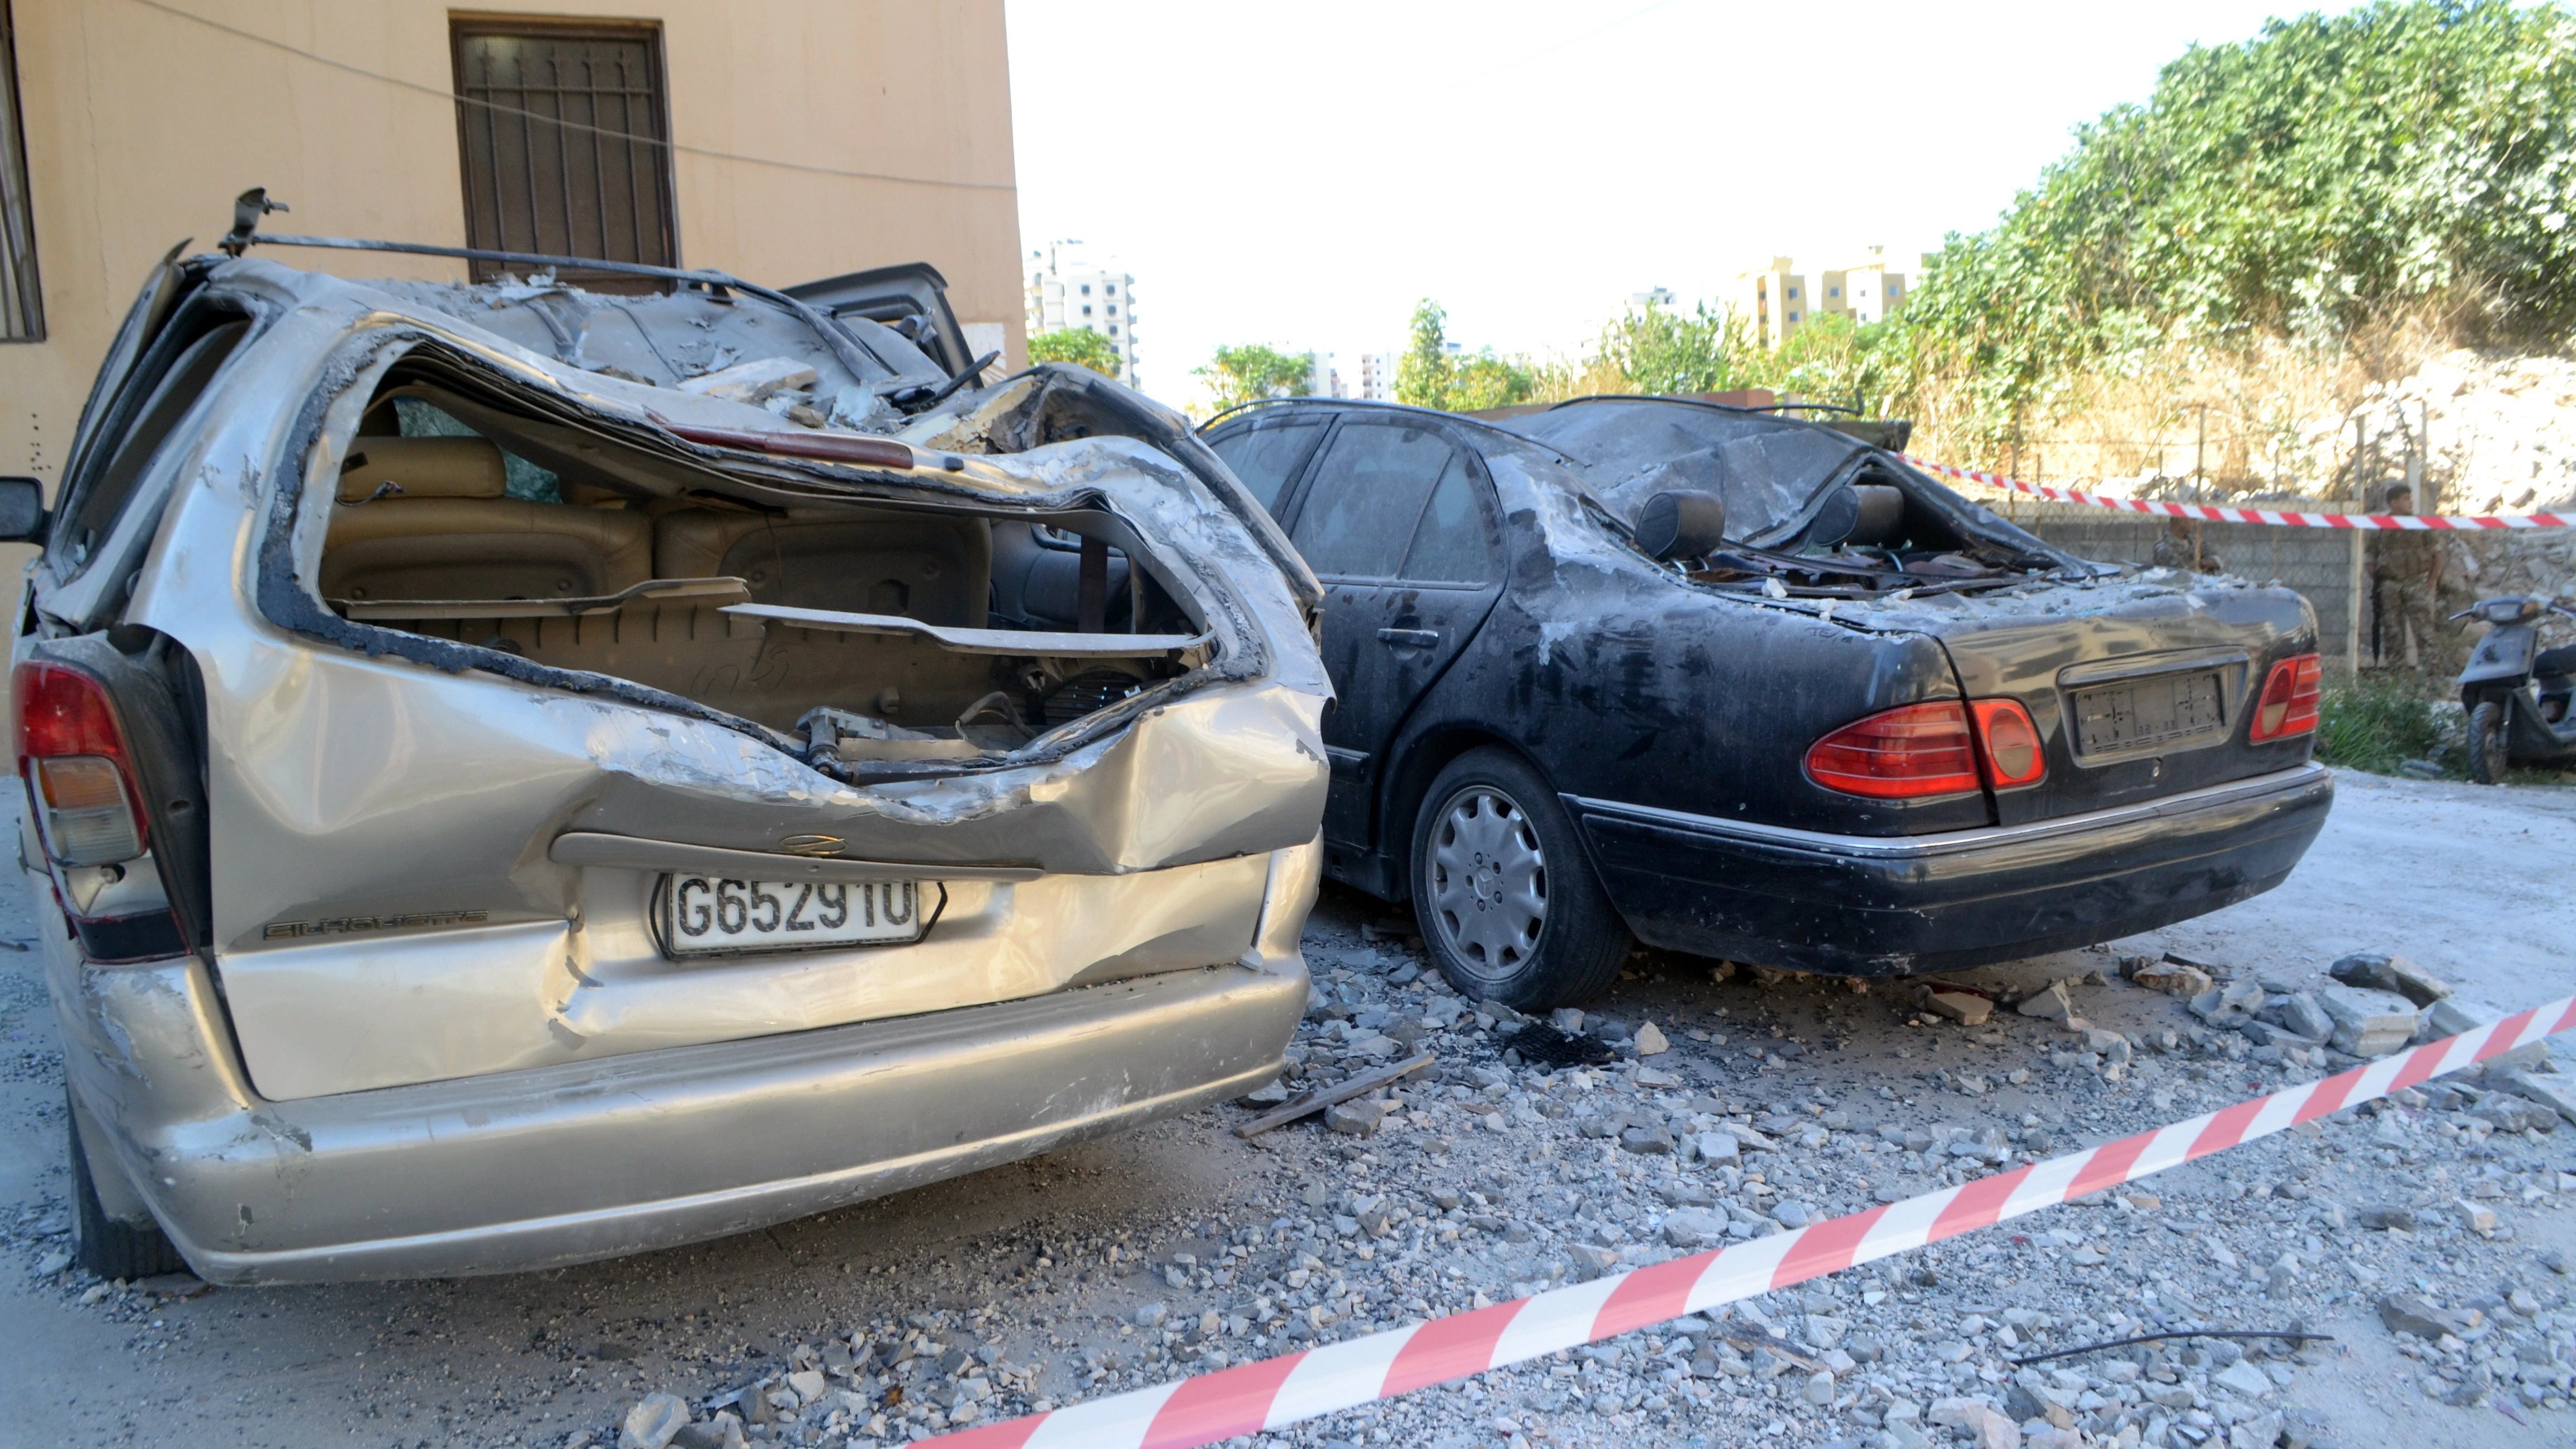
[1635,490,1727,561]
[0,477,45,543]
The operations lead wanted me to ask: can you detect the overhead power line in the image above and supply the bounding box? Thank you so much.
[123,0,1017,194]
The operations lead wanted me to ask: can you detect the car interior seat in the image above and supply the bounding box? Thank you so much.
[320,437,653,603]
[652,508,991,626]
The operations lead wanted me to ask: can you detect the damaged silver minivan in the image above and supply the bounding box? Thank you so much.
[12,222,1327,1285]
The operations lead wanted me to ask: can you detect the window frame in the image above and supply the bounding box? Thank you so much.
[448,15,680,287]
[1277,415,1498,589]
[44,300,253,581]
[0,0,40,342]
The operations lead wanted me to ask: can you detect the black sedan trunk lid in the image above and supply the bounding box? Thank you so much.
[1883,575,2319,825]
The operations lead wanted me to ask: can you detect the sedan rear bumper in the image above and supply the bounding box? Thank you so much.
[114,958,1304,1285]
[1569,763,2332,977]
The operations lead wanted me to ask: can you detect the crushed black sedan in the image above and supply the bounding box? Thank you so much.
[1202,396,2332,1008]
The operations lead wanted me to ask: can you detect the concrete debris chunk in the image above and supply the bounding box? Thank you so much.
[2315,983,2416,1057]
[2498,1067,2576,1124]
[1323,1097,1395,1137]
[2015,980,2079,1022]
[2271,991,2334,1043]
[2329,951,2451,1007]
[2211,1358,2272,1398]
[1661,1209,1726,1247]
[1565,1243,1620,1280]
[1619,1123,1677,1155]
[2456,1197,2501,1234]
[1917,983,1993,1025]
[619,1393,691,1449]
[1694,1130,1741,1164]
[673,1415,746,1449]
[2418,997,2482,1041]
[2378,1292,2469,1339]
[2189,979,2266,1028]
[2126,958,2215,997]
[673,356,820,405]
[1633,1021,1670,1057]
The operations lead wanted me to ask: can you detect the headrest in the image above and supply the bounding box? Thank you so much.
[338,436,508,503]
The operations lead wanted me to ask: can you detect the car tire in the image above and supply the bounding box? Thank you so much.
[66,1091,186,1281]
[1409,748,1630,1011]
[2468,699,2508,785]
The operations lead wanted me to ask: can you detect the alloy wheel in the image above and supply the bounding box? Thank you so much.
[1427,785,1547,981]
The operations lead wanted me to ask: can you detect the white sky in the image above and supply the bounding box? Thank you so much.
[1005,1,2352,408]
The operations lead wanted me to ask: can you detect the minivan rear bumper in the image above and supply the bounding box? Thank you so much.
[1570,763,2332,977]
[87,955,1304,1285]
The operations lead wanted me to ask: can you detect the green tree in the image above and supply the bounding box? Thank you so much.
[1598,300,1745,396]
[1896,0,2576,446]
[1395,299,1536,410]
[1394,300,1454,408]
[1027,327,1122,376]
[1195,343,1313,411]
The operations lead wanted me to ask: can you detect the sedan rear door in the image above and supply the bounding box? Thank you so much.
[1282,417,1506,848]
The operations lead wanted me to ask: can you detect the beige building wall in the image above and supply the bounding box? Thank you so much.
[0,0,1023,493]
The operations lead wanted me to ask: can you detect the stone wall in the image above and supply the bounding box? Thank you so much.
[2000,502,2367,678]
[1990,500,2576,688]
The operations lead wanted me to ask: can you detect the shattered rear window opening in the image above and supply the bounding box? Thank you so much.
[271,318,1246,785]
[1499,397,2083,599]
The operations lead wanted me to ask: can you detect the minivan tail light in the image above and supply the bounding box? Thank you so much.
[1969,698,2047,788]
[14,662,149,866]
[1806,701,1982,799]
[2248,654,2322,742]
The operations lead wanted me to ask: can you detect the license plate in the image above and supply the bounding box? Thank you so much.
[2071,671,2227,754]
[662,875,930,956]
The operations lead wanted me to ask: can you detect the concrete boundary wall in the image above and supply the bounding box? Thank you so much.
[2004,503,2365,678]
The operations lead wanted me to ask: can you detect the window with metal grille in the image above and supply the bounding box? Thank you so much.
[451,19,676,288]
[0,0,44,341]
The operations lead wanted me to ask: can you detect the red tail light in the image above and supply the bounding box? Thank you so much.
[1970,698,2047,788]
[2248,653,2322,742]
[14,662,149,866]
[1806,701,1982,799]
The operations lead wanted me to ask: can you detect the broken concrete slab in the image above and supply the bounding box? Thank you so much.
[1661,1209,1726,1247]
[2267,991,2334,1042]
[1917,983,1994,1026]
[2315,983,2417,1058]
[1693,1130,1741,1165]
[2378,1292,2470,1339]
[1323,1098,1393,1137]
[2188,979,2266,1029]
[2127,958,2215,998]
[2331,951,2452,1007]
[2015,981,2078,1022]
[2498,1068,2576,1124]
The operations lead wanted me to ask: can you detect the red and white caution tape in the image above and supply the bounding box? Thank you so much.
[1901,453,2576,530]
[927,994,2576,1449]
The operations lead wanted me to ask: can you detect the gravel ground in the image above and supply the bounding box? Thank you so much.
[2,773,2573,1449]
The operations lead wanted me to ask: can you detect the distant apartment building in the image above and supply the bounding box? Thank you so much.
[1631,286,1677,309]
[1358,351,1398,401]
[1728,248,1914,347]
[1302,351,1346,399]
[1727,258,1808,347]
[1026,240,1139,386]
[1825,246,1908,324]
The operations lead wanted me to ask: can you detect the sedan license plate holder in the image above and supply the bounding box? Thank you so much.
[660,874,941,957]
[2071,670,2227,756]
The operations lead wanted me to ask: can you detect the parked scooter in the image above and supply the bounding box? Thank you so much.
[2455,595,2576,783]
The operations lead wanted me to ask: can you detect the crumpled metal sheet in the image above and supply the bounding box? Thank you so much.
[118,259,1329,1100]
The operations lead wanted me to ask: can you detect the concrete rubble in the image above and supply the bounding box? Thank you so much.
[12,910,2575,1449]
